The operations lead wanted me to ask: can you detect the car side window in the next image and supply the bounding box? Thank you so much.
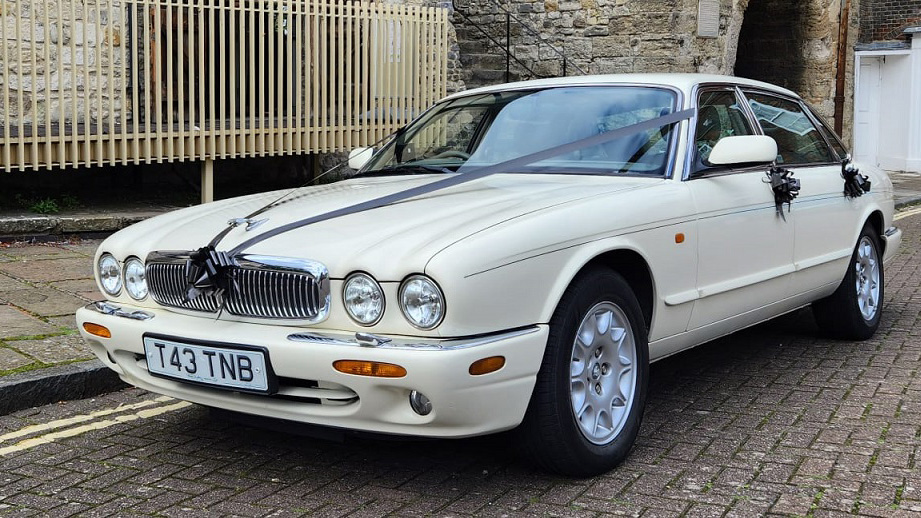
[694,90,754,167]
[807,105,849,160]
[745,92,837,165]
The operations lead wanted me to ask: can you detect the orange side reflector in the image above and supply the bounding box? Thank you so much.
[83,322,112,338]
[469,356,506,375]
[333,360,407,378]
[675,233,685,244]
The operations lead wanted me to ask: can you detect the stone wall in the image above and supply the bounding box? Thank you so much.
[453,0,753,88]
[453,0,857,142]
[859,0,921,42]
[0,0,126,128]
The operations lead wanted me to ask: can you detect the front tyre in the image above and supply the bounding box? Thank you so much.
[519,268,649,477]
[812,223,884,340]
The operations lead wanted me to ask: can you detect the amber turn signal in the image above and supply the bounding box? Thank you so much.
[333,360,407,378]
[675,233,685,244]
[469,356,505,375]
[82,322,112,338]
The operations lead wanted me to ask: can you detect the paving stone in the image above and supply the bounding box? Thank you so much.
[1,287,89,317]
[47,315,79,332]
[0,273,26,291]
[0,347,35,371]
[0,245,82,260]
[0,305,59,339]
[57,241,100,257]
[50,279,102,302]
[7,334,94,364]
[0,257,93,283]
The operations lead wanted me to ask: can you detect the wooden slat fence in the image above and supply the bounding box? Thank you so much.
[0,0,449,172]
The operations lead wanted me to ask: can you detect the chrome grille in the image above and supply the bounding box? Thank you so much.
[145,253,330,321]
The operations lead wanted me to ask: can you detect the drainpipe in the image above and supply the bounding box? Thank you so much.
[833,0,851,136]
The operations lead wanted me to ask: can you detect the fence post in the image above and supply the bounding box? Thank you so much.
[201,159,215,203]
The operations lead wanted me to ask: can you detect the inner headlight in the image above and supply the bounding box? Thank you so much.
[98,254,122,295]
[124,257,148,300]
[399,275,444,330]
[343,273,385,326]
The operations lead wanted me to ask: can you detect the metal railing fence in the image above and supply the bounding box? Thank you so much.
[0,0,449,172]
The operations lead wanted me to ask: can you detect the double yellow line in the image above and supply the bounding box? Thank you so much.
[895,204,921,221]
[0,396,191,456]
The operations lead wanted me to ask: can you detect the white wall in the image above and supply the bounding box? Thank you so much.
[854,38,921,173]
[877,55,911,171]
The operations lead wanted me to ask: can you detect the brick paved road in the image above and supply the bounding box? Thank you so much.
[0,213,919,517]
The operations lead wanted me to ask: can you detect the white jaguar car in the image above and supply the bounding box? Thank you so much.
[77,74,901,476]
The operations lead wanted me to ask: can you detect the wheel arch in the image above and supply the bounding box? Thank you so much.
[866,209,885,252]
[567,249,656,333]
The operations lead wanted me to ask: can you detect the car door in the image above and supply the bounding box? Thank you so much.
[683,86,795,331]
[742,91,860,296]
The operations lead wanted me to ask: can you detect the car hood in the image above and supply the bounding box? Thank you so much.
[105,174,661,279]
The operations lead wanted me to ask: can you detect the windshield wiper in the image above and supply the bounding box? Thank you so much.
[358,164,456,176]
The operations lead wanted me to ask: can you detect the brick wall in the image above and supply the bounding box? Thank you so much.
[859,0,921,42]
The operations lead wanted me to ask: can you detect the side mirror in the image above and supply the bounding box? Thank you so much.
[348,147,374,170]
[706,135,778,167]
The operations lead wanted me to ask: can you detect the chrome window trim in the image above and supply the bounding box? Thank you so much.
[801,101,850,161]
[683,83,762,181]
[411,83,686,181]
[737,88,839,167]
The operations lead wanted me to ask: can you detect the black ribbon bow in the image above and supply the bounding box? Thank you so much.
[842,158,870,198]
[766,166,801,221]
[184,246,236,302]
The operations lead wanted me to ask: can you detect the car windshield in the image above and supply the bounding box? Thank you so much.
[362,86,678,177]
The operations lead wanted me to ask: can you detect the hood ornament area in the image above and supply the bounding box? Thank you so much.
[228,217,269,232]
[184,246,237,303]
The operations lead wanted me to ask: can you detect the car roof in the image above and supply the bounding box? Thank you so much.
[442,73,799,102]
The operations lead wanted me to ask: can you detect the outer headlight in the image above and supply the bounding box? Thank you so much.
[343,273,385,326]
[98,254,122,295]
[399,275,444,330]
[124,257,148,300]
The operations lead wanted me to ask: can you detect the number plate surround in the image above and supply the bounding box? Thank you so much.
[142,334,278,395]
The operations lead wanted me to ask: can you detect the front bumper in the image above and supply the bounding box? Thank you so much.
[882,226,902,264]
[76,302,548,438]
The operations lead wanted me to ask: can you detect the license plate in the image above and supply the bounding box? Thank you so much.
[143,336,271,393]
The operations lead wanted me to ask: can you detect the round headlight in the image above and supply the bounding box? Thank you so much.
[399,275,444,330]
[343,273,385,326]
[124,257,148,300]
[98,254,122,295]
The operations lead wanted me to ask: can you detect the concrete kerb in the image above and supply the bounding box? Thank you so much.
[896,195,921,209]
[0,360,127,415]
[0,214,152,242]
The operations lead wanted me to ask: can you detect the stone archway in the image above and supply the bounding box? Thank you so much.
[734,0,810,93]
[732,0,843,120]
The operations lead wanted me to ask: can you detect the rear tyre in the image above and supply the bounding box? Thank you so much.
[518,268,649,477]
[812,223,883,340]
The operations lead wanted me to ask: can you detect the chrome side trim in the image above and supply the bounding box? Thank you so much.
[884,226,899,237]
[87,301,155,321]
[287,326,541,351]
